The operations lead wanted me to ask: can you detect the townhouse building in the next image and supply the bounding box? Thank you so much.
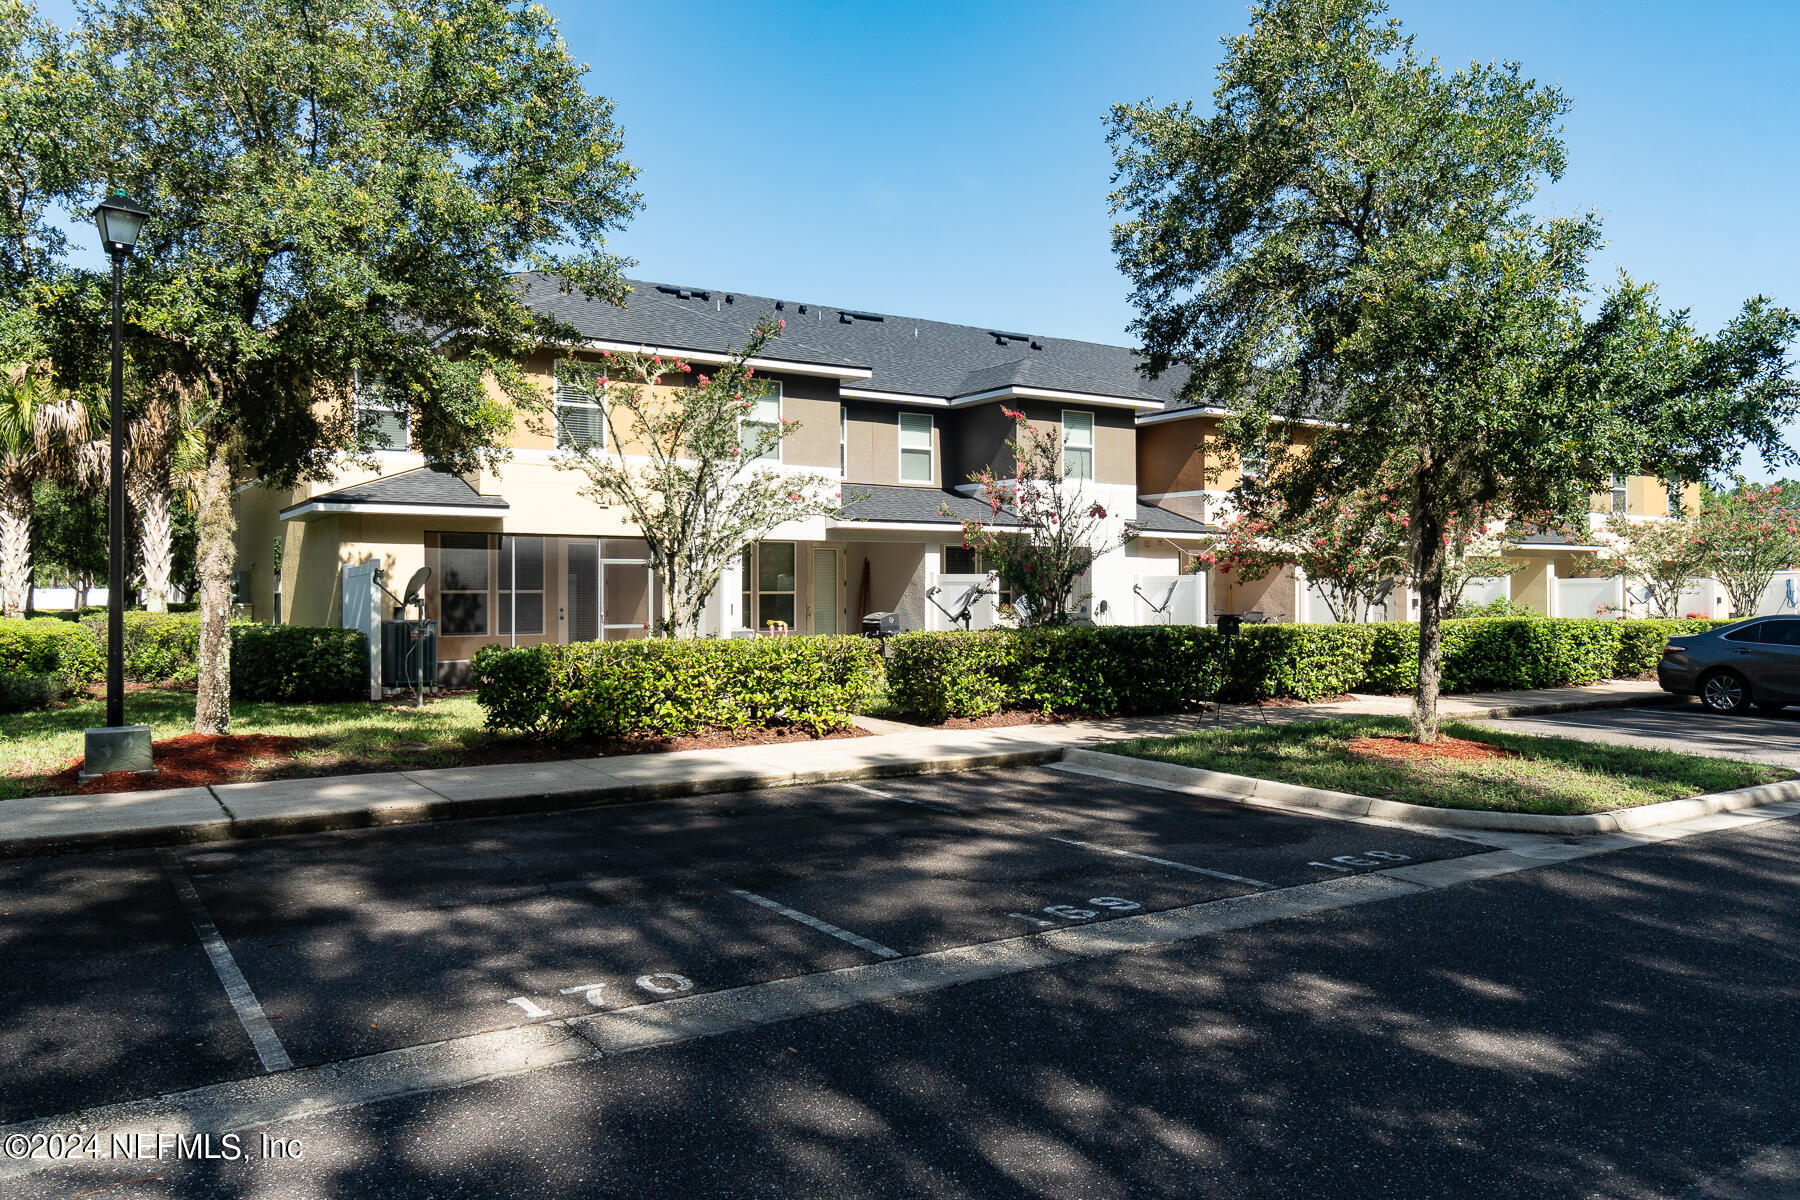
[231,276,1705,683]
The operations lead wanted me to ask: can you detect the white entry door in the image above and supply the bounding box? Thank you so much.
[811,548,839,634]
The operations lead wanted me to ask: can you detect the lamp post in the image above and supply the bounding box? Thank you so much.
[80,190,153,780]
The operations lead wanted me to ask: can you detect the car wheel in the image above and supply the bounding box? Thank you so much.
[1700,669,1753,715]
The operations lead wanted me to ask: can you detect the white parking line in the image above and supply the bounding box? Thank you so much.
[158,850,293,1073]
[720,884,902,959]
[1044,835,1275,890]
[840,781,900,799]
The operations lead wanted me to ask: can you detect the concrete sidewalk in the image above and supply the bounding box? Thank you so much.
[0,680,1672,857]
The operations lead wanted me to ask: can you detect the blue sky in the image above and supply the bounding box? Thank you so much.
[41,0,1800,473]
[562,0,1798,475]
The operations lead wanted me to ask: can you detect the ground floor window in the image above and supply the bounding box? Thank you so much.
[756,541,796,631]
[429,532,657,644]
[438,532,490,635]
[498,535,545,636]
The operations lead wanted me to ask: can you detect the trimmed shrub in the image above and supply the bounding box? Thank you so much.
[885,630,1018,721]
[885,617,1731,720]
[0,617,105,711]
[473,635,884,740]
[82,611,203,685]
[230,625,369,701]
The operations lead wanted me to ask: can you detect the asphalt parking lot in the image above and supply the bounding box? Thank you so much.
[0,764,1484,1126]
[1478,699,1800,769]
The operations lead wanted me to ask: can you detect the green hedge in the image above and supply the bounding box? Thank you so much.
[472,635,885,739]
[82,611,203,685]
[230,625,369,701]
[885,618,1726,720]
[0,618,105,711]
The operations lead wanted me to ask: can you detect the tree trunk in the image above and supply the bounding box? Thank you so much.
[137,490,173,613]
[1410,511,1448,743]
[193,446,235,735]
[0,488,31,619]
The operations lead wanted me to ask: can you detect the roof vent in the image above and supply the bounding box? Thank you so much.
[775,300,784,310]
[990,330,1036,347]
[656,285,711,301]
[798,304,807,315]
[839,310,885,323]
[725,294,734,304]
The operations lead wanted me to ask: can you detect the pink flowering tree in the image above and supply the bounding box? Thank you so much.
[552,317,839,636]
[950,408,1134,626]
[1192,482,1527,623]
[1688,485,1800,617]
[1597,513,1708,617]
[1191,487,1408,622]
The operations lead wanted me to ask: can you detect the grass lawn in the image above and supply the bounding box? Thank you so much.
[0,688,497,800]
[1104,716,1792,816]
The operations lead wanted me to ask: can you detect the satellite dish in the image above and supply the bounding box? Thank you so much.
[402,566,431,607]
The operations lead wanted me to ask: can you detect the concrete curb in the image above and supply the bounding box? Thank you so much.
[1058,747,1800,835]
[1393,689,1679,722]
[0,746,1069,859]
[0,683,1677,859]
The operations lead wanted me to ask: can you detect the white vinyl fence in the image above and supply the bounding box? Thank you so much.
[1556,575,1625,618]
[1131,575,1205,625]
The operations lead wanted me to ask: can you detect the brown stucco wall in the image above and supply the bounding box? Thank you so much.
[844,402,940,487]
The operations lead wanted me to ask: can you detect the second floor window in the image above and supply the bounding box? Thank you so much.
[1611,473,1629,514]
[554,362,605,451]
[739,384,782,462]
[354,370,407,451]
[899,411,933,483]
[1062,411,1094,481]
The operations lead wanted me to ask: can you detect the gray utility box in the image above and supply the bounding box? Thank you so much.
[380,619,439,693]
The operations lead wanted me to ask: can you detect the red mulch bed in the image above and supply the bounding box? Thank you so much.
[53,733,306,794]
[1346,734,1515,763]
[913,711,1067,731]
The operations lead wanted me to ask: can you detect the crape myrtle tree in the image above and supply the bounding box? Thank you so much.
[952,408,1135,627]
[552,317,843,637]
[1108,0,1799,739]
[1598,512,1708,618]
[34,0,639,732]
[1688,484,1800,619]
[1193,479,1407,622]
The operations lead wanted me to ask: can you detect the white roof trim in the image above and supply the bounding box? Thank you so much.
[949,385,1163,411]
[839,387,950,407]
[828,519,1014,534]
[281,501,509,521]
[576,340,873,381]
[1136,405,1230,425]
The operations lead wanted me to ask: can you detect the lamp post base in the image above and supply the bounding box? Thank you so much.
[80,725,156,780]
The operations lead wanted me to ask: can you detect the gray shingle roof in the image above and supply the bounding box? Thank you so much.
[1516,530,1602,547]
[1128,504,1217,536]
[517,274,1183,407]
[837,484,1019,527]
[283,467,508,515]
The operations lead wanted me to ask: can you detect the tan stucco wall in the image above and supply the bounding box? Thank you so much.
[1511,557,1553,615]
[1210,563,1298,622]
[1135,414,1293,497]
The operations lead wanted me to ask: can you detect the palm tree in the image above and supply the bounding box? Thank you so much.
[126,384,211,612]
[0,365,103,617]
